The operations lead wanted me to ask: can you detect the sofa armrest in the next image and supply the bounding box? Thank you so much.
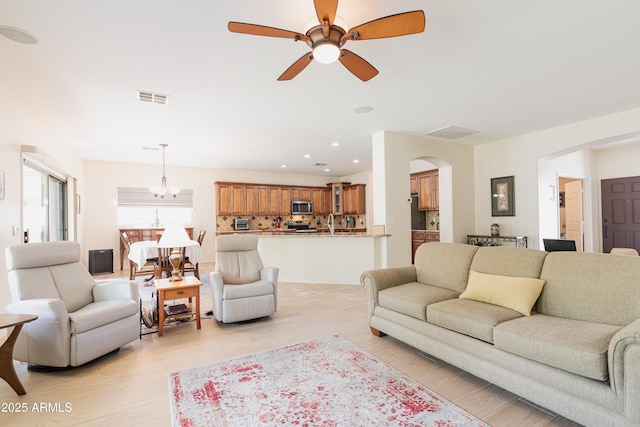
[93,279,139,302]
[609,318,640,419]
[360,266,417,315]
[360,266,417,294]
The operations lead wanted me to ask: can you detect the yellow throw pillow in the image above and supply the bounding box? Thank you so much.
[459,271,545,316]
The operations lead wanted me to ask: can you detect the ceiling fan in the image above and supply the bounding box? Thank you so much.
[228,0,425,81]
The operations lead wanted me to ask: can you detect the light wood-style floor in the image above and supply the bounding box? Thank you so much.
[0,263,583,427]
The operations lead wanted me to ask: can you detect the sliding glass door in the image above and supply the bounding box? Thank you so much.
[23,163,67,242]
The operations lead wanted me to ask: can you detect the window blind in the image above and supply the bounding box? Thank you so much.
[117,187,193,207]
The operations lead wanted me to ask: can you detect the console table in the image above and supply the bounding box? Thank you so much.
[467,235,528,248]
[119,227,193,270]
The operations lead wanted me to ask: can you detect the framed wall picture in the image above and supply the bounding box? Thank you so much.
[0,170,5,200]
[491,175,515,216]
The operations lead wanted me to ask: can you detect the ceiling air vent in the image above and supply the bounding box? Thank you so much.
[137,90,169,105]
[423,125,478,140]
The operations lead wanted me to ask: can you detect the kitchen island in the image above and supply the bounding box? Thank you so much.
[216,229,388,285]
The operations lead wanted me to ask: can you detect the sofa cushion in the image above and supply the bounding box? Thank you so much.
[223,280,274,300]
[69,299,139,334]
[378,282,459,321]
[414,243,479,293]
[459,271,545,316]
[538,251,640,326]
[493,314,622,380]
[470,246,548,278]
[427,298,523,343]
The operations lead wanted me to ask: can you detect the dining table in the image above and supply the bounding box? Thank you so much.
[127,240,203,269]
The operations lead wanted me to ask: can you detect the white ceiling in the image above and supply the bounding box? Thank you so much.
[1,1,640,177]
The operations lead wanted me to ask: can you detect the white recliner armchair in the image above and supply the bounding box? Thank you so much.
[210,234,278,323]
[5,241,140,368]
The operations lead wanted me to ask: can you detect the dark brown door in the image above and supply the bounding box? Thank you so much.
[601,176,640,253]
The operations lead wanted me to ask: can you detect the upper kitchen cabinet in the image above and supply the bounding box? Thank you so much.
[330,183,343,215]
[291,187,311,201]
[268,186,281,215]
[216,183,246,215]
[280,187,292,215]
[246,185,270,215]
[344,184,366,215]
[311,188,330,215]
[417,170,439,211]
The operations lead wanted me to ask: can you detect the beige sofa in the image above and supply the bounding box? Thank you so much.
[360,242,640,427]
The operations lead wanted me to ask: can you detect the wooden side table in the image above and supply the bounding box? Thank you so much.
[155,276,202,336]
[0,314,38,395]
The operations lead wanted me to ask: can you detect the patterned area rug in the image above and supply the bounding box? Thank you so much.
[168,335,489,426]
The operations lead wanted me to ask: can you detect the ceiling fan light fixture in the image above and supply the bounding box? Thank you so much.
[313,42,340,64]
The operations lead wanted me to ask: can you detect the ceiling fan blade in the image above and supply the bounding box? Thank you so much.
[314,0,339,26]
[228,22,309,42]
[339,49,379,82]
[278,52,314,81]
[344,10,425,41]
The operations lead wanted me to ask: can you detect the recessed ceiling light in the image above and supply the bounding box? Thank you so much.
[331,142,340,147]
[280,164,287,168]
[303,154,311,159]
[324,168,331,172]
[353,159,360,164]
[354,106,373,114]
[0,26,38,44]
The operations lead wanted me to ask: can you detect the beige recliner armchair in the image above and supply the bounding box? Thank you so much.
[210,234,278,323]
[5,241,140,368]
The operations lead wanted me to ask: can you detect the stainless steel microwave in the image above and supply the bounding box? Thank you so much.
[291,200,313,214]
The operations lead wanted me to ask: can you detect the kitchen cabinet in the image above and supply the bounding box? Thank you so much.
[216,183,246,215]
[245,186,257,214]
[268,187,281,215]
[215,181,365,217]
[410,176,417,194]
[344,184,366,214]
[330,183,343,215]
[411,230,439,263]
[281,187,291,215]
[291,187,311,201]
[417,169,439,211]
[311,188,327,215]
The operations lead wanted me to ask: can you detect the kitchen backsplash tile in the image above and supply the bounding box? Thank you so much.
[216,214,366,232]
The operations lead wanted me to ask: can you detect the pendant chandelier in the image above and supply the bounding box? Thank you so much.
[150,144,180,198]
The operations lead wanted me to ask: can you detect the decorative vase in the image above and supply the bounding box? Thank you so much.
[491,223,500,237]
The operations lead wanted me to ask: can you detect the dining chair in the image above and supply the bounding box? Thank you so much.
[121,232,156,280]
[182,230,206,279]
[155,246,173,279]
[151,229,164,242]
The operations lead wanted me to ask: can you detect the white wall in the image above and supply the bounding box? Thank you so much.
[474,107,640,250]
[372,131,476,267]
[0,80,84,314]
[537,150,594,249]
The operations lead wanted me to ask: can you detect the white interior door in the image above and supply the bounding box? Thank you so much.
[565,179,583,251]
